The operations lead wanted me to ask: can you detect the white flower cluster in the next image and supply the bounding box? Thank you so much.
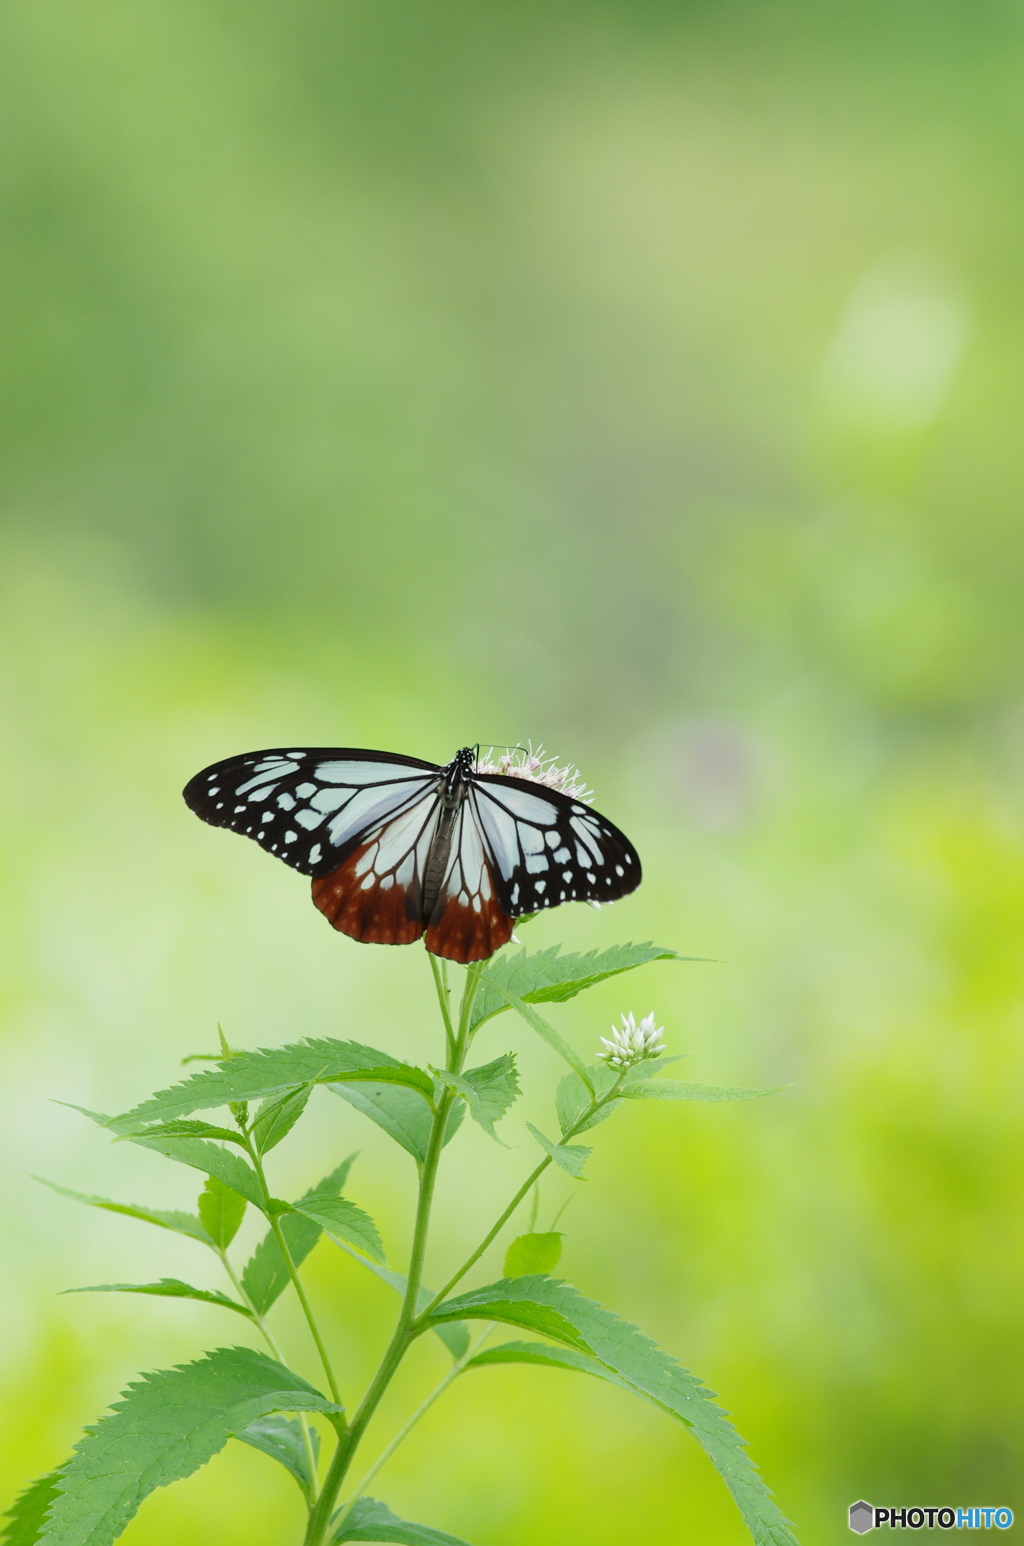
[597,1012,666,1070]
[474,743,594,805]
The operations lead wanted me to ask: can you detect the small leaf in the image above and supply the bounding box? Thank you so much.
[423,1279,798,1546]
[251,1086,312,1155]
[622,1080,784,1103]
[332,1496,474,1545]
[290,1194,385,1264]
[328,1240,469,1359]
[114,1119,248,1147]
[124,1132,263,1208]
[526,1123,591,1178]
[38,1347,342,1546]
[554,1064,623,1137]
[463,1339,633,1394]
[116,1039,434,1125]
[503,1232,563,1277]
[472,942,682,1030]
[62,1279,253,1317]
[31,1178,213,1247]
[433,1054,519,1142]
[1,1468,66,1546]
[242,1157,356,1316]
[235,1414,319,1500]
[330,1083,462,1165]
[198,1176,247,1249]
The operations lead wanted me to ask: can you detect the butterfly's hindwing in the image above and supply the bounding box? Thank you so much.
[423,800,515,961]
[471,775,641,915]
[311,783,442,945]
[183,748,442,877]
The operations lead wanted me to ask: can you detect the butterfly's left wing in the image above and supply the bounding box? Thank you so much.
[423,773,642,963]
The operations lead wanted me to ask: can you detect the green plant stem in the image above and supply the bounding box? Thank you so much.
[330,1323,496,1537]
[218,1248,321,1502]
[243,1137,343,1409]
[418,1071,629,1316]
[429,954,456,1061]
[301,961,485,1546]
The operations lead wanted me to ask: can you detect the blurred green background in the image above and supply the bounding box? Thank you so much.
[3,1,1024,1540]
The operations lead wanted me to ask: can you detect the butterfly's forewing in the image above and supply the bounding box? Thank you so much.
[470,775,641,916]
[183,748,442,878]
[423,801,516,962]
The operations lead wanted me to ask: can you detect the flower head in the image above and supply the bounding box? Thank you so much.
[474,743,593,805]
[597,1012,666,1070]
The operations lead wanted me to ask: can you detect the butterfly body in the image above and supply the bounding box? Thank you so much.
[184,744,640,963]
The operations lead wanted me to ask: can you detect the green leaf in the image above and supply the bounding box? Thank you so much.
[38,1347,342,1546]
[328,1240,470,1359]
[433,1054,520,1142]
[197,1176,247,1249]
[332,1497,473,1545]
[503,1232,563,1277]
[526,1123,591,1178]
[114,1119,248,1147]
[251,1086,312,1155]
[622,1080,783,1102]
[235,1414,319,1501]
[329,1083,463,1165]
[423,1279,798,1546]
[554,1064,624,1137]
[62,1279,253,1317]
[472,942,682,1031]
[123,1132,263,1208]
[1,1469,66,1546]
[116,1040,434,1125]
[31,1178,213,1247]
[290,1193,385,1264]
[242,1157,356,1316]
[463,1339,633,1393]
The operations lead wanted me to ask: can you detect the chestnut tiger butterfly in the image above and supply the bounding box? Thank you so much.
[183,745,641,963]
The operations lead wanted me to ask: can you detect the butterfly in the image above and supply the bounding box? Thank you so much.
[183,745,642,964]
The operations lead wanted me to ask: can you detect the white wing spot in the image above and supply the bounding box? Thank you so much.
[587,871,596,883]
[525,854,548,874]
[615,865,624,876]
[296,783,317,797]
[208,785,219,795]
[276,792,296,811]
[554,847,571,864]
[309,843,322,864]
[295,808,323,830]
[562,870,573,882]
[285,830,297,843]
[535,880,546,893]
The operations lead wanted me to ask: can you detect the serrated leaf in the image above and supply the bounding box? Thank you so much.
[116,1040,433,1125]
[235,1414,319,1500]
[115,1119,248,1146]
[332,1497,474,1545]
[242,1156,356,1316]
[622,1080,783,1102]
[124,1132,263,1208]
[329,1083,463,1165]
[38,1346,342,1546]
[251,1086,312,1155]
[328,1240,469,1359]
[291,1194,385,1264]
[526,1123,591,1178]
[31,1178,213,1247]
[197,1176,247,1249]
[62,1279,252,1317]
[423,1279,798,1546]
[471,942,681,1031]
[1,1469,66,1546]
[433,1054,519,1142]
[503,1233,563,1277]
[463,1339,633,1393]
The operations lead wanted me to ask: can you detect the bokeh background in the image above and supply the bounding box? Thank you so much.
[3,2,1024,1541]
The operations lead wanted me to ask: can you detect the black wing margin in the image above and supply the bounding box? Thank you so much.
[183,747,442,878]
